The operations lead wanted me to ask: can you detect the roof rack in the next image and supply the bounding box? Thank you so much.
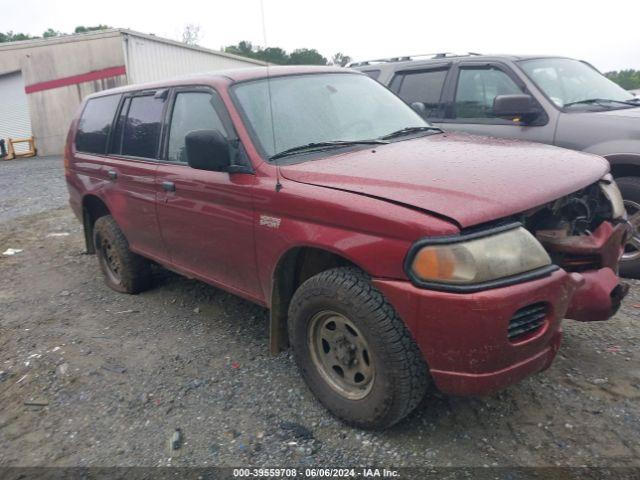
[348,52,482,67]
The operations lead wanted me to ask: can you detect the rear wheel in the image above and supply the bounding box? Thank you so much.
[288,267,429,429]
[93,215,151,294]
[616,177,640,278]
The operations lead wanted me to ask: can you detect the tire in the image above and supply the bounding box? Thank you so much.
[93,215,151,294]
[616,176,640,278]
[288,267,429,429]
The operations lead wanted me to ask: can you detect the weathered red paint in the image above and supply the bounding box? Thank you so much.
[65,66,627,397]
[25,65,126,94]
[375,269,582,395]
[280,134,609,228]
[565,268,624,322]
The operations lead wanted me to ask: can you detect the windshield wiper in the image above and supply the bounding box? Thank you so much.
[270,140,389,161]
[563,98,639,108]
[379,125,443,140]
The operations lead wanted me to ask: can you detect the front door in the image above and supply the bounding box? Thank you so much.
[439,63,557,144]
[155,88,261,300]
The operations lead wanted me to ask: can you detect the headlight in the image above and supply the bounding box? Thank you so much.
[599,174,626,220]
[408,225,552,288]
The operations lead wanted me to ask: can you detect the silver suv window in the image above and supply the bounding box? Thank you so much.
[519,58,634,108]
[391,69,448,118]
[454,67,522,119]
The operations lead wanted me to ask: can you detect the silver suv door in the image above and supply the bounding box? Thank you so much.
[439,61,556,144]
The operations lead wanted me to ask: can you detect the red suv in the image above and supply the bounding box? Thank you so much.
[65,66,630,429]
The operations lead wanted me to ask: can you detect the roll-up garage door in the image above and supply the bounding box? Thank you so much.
[0,71,33,153]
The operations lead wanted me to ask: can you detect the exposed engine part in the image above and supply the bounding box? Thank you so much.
[523,182,614,239]
[522,181,624,272]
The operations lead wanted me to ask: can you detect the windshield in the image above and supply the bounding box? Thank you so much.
[519,58,635,109]
[232,73,430,158]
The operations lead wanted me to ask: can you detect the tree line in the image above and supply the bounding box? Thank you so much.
[605,70,640,90]
[0,28,351,67]
[224,41,351,66]
[10,26,637,82]
[0,25,110,43]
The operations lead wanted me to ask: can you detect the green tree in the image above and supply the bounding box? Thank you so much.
[0,25,110,44]
[256,47,289,65]
[605,69,640,90]
[43,28,62,38]
[224,41,335,66]
[225,41,259,59]
[0,31,37,42]
[74,25,111,33]
[288,48,327,65]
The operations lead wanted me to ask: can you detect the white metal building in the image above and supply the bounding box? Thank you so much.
[0,29,264,156]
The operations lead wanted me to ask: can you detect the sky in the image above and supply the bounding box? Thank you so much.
[4,0,640,72]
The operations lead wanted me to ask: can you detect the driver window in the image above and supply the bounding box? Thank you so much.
[454,67,523,119]
[167,92,227,163]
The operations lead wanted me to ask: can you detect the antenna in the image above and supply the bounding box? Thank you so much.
[260,0,282,192]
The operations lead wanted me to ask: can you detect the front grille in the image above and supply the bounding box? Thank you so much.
[508,303,547,341]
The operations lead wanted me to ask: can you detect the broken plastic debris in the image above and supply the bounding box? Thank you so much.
[2,248,23,256]
[46,232,70,237]
[170,429,183,450]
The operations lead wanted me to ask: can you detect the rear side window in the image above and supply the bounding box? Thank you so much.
[118,95,165,159]
[361,69,381,81]
[167,92,227,163]
[391,69,448,117]
[75,94,122,154]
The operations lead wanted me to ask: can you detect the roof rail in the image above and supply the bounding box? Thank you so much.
[348,52,482,67]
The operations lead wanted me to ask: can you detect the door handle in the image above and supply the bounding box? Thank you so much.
[162,181,176,192]
[107,170,117,180]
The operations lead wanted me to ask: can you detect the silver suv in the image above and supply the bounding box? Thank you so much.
[353,54,640,276]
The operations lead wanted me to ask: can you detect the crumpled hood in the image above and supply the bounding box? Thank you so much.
[280,133,609,228]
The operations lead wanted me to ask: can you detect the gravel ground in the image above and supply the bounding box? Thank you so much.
[1,158,639,470]
[0,156,66,224]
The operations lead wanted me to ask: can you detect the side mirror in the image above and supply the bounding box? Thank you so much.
[411,101,427,116]
[185,129,230,172]
[492,94,540,122]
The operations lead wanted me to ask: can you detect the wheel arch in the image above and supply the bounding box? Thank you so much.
[269,245,360,354]
[82,194,111,254]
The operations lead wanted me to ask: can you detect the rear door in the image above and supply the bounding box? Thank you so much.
[438,62,556,143]
[388,64,451,123]
[100,90,169,262]
[155,87,261,300]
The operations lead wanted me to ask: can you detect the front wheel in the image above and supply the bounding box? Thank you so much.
[616,177,640,278]
[288,267,429,429]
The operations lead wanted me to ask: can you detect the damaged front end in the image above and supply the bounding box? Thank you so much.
[522,174,631,321]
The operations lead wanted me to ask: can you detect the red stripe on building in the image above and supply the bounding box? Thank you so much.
[24,65,127,94]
